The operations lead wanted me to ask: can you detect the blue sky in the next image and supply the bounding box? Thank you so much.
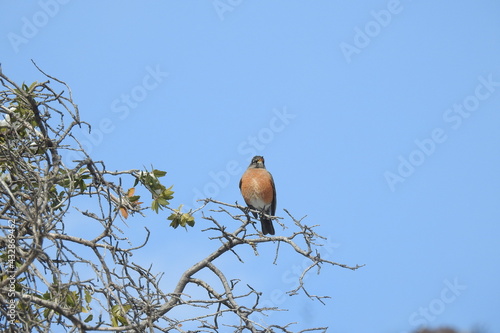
[2,1,500,332]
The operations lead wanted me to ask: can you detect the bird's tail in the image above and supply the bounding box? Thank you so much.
[260,215,275,235]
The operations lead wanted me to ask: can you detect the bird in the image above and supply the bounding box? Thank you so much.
[239,155,277,235]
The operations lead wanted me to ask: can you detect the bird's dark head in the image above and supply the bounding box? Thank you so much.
[249,156,265,168]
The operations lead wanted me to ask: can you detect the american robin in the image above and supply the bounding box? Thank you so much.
[239,156,277,235]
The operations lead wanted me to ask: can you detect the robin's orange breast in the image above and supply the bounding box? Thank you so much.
[240,168,274,209]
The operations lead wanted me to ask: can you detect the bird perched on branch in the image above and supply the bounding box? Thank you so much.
[239,156,277,235]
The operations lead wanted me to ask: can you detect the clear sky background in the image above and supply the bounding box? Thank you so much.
[2,1,500,332]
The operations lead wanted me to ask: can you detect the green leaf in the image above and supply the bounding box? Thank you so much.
[78,179,87,192]
[168,213,180,228]
[65,291,78,307]
[128,195,141,202]
[84,314,93,323]
[151,200,158,213]
[162,186,174,200]
[156,197,169,206]
[28,81,38,92]
[183,213,195,227]
[111,304,131,327]
[59,178,71,188]
[167,207,195,229]
[85,290,92,304]
[152,169,167,177]
[42,291,51,300]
